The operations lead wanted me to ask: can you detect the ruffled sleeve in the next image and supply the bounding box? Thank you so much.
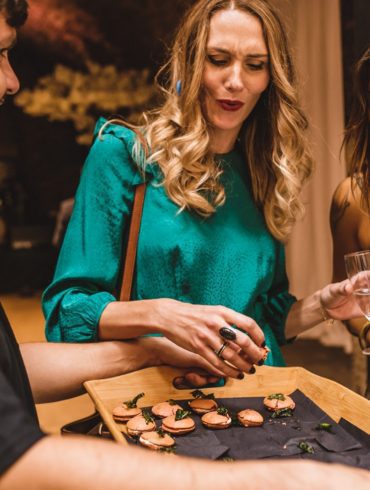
[263,244,296,346]
[42,118,149,342]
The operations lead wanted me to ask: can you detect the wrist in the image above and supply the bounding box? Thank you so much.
[359,321,370,353]
[146,298,176,336]
[138,337,163,367]
[318,290,334,325]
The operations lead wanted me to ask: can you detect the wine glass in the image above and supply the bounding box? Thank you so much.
[344,250,370,355]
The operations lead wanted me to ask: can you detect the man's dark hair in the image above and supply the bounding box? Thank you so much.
[0,0,28,28]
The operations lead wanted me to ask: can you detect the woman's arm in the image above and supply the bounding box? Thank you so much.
[284,279,362,339]
[99,298,267,378]
[42,121,142,344]
[284,179,368,340]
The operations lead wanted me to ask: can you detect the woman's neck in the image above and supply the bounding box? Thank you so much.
[209,128,239,154]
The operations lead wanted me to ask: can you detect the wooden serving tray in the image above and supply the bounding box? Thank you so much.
[84,365,370,444]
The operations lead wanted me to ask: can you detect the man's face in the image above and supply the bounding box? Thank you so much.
[0,13,19,103]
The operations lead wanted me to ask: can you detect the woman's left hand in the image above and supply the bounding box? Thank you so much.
[148,336,222,387]
[320,279,364,320]
[150,336,221,375]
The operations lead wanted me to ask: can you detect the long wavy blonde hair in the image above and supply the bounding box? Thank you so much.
[111,0,312,241]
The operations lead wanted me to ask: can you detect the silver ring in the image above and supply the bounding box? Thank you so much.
[215,341,228,358]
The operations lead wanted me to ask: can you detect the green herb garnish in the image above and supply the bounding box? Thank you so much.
[298,441,315,454]
[271,408,294,418]
[142,409,154,424]
[157,428,166,438]
[175,409,191,421]
[267,393,286,401]
[190,389,215,400]
[217,407,229,416]
[124,392,144,408]
[231,414,242,426]
[160,446,176,454]
[316,422,333,433]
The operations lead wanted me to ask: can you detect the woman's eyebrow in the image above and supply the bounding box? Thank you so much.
[206,47,269,58]
[246,53,269,59]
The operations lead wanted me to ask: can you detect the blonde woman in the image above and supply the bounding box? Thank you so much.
[43,0,363,382]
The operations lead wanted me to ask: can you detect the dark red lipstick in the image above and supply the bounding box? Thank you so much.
[217,99,244,111]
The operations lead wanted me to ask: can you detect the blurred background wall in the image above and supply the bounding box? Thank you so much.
[0,0,369,340]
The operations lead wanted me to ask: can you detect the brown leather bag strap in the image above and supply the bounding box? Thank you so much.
[119,183,146,301]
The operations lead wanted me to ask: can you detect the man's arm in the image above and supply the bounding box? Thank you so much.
[1,435,369,490]
[20,337,217,403]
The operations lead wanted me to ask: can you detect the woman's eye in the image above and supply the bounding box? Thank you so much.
[207,55,228,66]
[247,62,266,71]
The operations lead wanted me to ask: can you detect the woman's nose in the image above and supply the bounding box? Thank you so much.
[225,64,243,91]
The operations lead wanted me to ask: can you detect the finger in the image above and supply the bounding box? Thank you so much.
[324,279,353,299]
[191,328,243,378]
[226,340,241,354]
[227,340,266,365]
[322,280,355,311]
[341,279,354,296]
[212,320,265,363]
[217,307,265,348]
[188,353,227,377]
[220,345,254,373]
[209,338,252,373]
[232,329,267,365]
[184,372,221,388]
[200,345,242,379]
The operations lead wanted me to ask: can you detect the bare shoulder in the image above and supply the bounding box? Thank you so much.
[330,178,360,281]
[331,177,352,205]
[330,177,362,232]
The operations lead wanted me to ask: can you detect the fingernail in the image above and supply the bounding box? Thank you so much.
[257,358,264,366]
[237,372,244,380]
[260,341,266,348]
[249,366,256,374]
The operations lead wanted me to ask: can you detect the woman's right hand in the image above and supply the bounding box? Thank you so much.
[149,298,267,379]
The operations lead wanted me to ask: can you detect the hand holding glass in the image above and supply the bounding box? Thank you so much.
[344,250,370,355]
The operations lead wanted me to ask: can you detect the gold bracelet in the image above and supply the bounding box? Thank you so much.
[359,321,370,355]
[319,298,335,325]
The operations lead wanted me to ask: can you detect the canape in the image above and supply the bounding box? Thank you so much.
[112,392,145,422]
[262,346,271,361]
[139,430,176,450]
[126,411,156,436]
[263,393,295,412]
[162,409,195,435]
[201,407,232,429]
[188,390,218,414]
[188,398,218,414]
[152,400,183,418]
[237,409,264,427]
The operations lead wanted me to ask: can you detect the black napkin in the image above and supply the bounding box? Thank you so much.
[176,432,229,460]
[339,418,370,449]
[121,391,369,469]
